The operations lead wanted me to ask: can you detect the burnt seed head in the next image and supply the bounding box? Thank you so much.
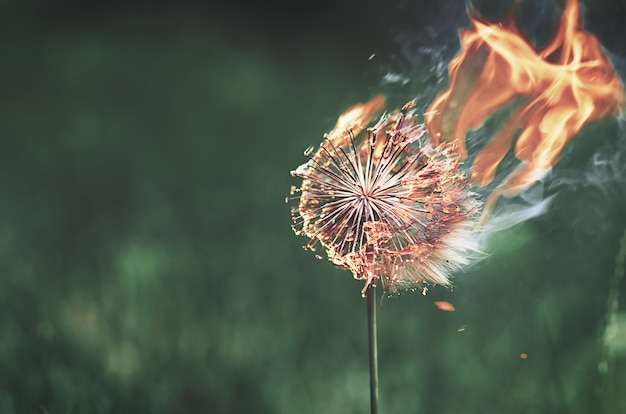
[289,96,483,296]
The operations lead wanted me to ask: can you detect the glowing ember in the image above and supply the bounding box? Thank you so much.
[425,0,624,218]
[434,301,455,311]
[289,96,482,296]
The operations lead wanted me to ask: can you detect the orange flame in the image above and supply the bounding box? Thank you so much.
[326,94,386,147]
[425,0,624,218]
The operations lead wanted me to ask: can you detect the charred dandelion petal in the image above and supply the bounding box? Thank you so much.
[288,95,482,297]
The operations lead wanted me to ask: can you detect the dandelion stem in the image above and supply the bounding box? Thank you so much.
[367,285,379,414]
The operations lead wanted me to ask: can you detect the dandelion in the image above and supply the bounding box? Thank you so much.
[289,95,482,297]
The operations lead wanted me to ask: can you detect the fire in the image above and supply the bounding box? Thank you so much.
[325,94,386,147]
[425,0,624,218]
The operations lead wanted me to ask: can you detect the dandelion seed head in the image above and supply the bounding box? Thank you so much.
[289,95,483,296]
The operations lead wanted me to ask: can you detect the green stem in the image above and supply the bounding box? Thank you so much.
[367,285,379,414]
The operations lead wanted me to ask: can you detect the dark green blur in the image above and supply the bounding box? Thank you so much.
[0,1,625,413]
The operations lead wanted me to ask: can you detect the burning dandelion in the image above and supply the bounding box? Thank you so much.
[288,95,482,296]
[284,3,625,412]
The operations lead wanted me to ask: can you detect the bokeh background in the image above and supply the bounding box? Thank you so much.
[1,0,625,412]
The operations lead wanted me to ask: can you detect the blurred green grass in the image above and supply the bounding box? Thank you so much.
[0,2,625,413]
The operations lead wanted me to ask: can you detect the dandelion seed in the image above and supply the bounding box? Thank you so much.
[289,95,482,296]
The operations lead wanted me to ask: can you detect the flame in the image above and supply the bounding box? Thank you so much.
[425,0,624,218]
[326,94,386,146]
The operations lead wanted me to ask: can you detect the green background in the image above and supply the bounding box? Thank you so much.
[0,0,625,412]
